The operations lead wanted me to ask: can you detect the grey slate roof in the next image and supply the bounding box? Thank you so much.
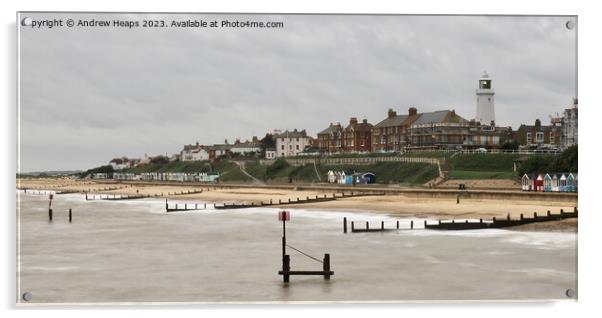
[412,110,468,125]
[274,129,308,139]
[374,114,409,128]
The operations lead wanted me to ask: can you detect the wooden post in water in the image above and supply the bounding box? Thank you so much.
[366,221,369,230]
[185,203,187,210]
[534,212,537,218]
[396,220,399,229]
[411,220,414,229]
[507,213,510,221]
[343,217,347,233]
[282,254,290,283]
[520,214,523,220]
[69,208,72,223]
[323,254,331,280]
[48,208,53,222]
[351,221,354,232]
[547,210,551,216]
[381,221,384,230]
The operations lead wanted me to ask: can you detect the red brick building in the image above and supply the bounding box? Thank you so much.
[317,122,343,154]
[515,119,562,148]
[372,107,420,152]
[342,117,373,152]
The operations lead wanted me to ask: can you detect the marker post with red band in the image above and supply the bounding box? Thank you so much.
[277,210,333,283]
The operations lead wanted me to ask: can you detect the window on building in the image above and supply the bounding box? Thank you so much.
[550,135,555,144]
[536,132,544,143]
[526,132,532,144]
[281,145,284,150]
[296,145,299,150]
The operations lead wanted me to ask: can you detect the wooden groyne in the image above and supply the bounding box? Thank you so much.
[344,208,578,233]
[425,208,577,230]
[344,217,414,233]
[19,188,79,195]
[85,193,157,201]
[84,189,204,201]
[214,191,385,210]
[165,200,208,213]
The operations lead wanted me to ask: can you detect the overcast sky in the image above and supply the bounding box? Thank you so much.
[19,13,577,172]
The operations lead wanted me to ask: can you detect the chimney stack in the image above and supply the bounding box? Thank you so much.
[388,108,397,118]
[350,117,358,125]
[362,119,368,124]
[535,119,541,127]
[408,107,418,116]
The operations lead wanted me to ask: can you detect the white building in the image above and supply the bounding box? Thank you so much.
[180,143,209,161]
[230,140,261,155]
[274,129,310,157]
[475,71,495,126]
[561,98,578,148]
[109,157,130,170]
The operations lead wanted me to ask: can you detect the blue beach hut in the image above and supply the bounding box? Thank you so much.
[543,174,552,192]
[567,173,575,192]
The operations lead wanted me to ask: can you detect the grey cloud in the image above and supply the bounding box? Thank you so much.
[19,13,576,171]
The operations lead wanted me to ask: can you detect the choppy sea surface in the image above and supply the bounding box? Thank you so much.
[17,191,577,303]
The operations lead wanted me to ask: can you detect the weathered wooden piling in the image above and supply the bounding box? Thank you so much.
[48,208,53,222]
[381,221,384,230]
[520,214,523,220]
[366,221,369,230]
[283,254,290,283]
[343,217,347,233]
[396,220,399,229]
[547,210,551,216]
[351,221,355,231]
[323,254,331,280]
[411,220,414,229]
[534,212,537,218]
[69,208,72,223]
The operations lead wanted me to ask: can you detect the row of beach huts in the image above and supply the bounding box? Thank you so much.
[327,170,376,185]
[92,172,220,183]
[521,173,578,192]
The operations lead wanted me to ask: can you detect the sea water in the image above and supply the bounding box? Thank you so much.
[16,192,577,303]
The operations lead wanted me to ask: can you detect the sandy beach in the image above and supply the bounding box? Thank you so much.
[17,178,577,231]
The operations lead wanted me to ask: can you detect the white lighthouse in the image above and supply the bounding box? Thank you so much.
[475,71,495,126]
